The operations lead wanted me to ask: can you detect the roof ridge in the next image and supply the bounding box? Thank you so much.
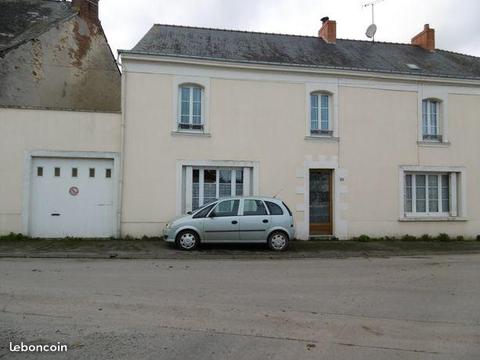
[153,23,418,46]
[152,23,480,58]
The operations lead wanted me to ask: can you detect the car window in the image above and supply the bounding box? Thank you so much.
[192,203,216,218]
[210,200,239,217]
[282,201,293,216]
[265,201,284,215]
[243,199,267,216]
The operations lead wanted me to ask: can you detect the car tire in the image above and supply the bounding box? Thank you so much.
[267,231,289,251]
[175,230,199,251]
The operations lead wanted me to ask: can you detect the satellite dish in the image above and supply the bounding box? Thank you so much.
[366,23,377,39]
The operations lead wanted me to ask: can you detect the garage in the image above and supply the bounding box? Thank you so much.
[28,157,116,238]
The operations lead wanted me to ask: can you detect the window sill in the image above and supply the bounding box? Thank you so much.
[399,216,467,222]
[171,131,211,137]
[305,135,339,142]
[417,140,450,147]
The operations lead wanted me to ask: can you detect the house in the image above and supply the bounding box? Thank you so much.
[0,0,121,237]
[119,19,480,240]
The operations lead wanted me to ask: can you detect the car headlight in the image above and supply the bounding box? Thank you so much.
[165,223,171,229]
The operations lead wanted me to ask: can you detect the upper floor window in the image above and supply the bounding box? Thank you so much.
[310,93,332,136]
[422,99,442,141]
[179,85,204,131]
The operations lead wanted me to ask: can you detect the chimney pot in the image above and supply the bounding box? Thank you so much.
[411,23,435,52]
[318,17,336,44]
[72,0,100,24]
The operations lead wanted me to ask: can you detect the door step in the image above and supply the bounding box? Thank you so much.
[309,235,337,241]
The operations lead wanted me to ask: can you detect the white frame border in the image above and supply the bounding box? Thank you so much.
[305,82,339,139]
[398,165,467,221]
[172,75,211,135]
[175,159,260,215]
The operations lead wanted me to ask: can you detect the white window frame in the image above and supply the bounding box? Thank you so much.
[422,99,442,141]
[404,173,450,217]
[191,168,246,210]
[178,84,204,130]
[176,160,260,215]
[310,92,332,136]
[172,76,210,135]
[399,166,466,221]
[417,86,449,144]
[305,82,339,140]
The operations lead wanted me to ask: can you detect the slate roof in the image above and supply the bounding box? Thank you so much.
[0,0,76,57]
[122,24,480,80]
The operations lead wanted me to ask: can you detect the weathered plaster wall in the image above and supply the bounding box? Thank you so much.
[0,15,120,112]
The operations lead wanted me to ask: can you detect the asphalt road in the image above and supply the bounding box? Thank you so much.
[1,255,479,359]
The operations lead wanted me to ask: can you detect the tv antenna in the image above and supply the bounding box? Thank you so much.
[362,0,385,42]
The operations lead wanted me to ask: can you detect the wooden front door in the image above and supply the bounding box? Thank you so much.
[309,170,333,235]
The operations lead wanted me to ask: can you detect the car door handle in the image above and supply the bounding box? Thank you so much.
[231,220,238,225]
[262,219,269,223]
[51,213,60,216]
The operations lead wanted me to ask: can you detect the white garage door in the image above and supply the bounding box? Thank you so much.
[29,157,115,238]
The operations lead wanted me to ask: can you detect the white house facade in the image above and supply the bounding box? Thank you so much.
[118,20,480,240]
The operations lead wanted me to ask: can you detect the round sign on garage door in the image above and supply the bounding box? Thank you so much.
[69,186,79,196]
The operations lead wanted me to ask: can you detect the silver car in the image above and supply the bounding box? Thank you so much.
[163,197,295,251]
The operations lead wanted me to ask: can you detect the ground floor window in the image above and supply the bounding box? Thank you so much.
[404,172,459,217]
[185,167,252,212]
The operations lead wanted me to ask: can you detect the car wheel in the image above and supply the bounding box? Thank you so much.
[268,231,289,251]
[176,230,199,251]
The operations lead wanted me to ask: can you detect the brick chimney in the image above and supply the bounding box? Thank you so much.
[411,24,435,52]
[72,0,99,24]
[318,17,336,44]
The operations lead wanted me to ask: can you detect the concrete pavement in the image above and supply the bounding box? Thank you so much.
[1,255,479,359]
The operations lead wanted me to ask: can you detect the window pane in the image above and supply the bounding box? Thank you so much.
[192,101,201,117]
[415,175,426,212]
[203,170,217,205]
[180,87,191,124]
[72,168,78,177]
[243,199,267,216]
[442,175,450,212]
[405,174,412,212]
[54,167,60,177]
[37,167,43,177]
[235,169,243,196]
[422,100,428,135]
[265,201,283,215]
[310,95,318,130]
[211,200,239,217]
[181,87,190,102]
[428,175,438,212]
[429,101,438,135]
[219,170,232,198]
[320,108,329,130]
[192,169,199,210]
[89,168,95,178]
[192,87,202,102]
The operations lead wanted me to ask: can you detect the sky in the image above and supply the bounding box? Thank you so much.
[99,0,480,58]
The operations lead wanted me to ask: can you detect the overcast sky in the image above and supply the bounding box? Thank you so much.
[99,0,480,58]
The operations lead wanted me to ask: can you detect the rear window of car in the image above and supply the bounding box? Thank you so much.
[265,201,284,215]
[193,203,216,218]
[282,201,293,216]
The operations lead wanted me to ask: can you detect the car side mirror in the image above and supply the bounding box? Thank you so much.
[187,211,192,215]
[208,212,216,218]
